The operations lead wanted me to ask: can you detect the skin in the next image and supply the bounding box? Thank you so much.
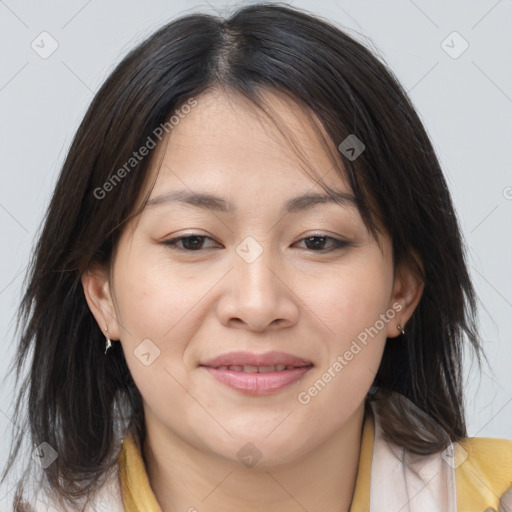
[82,88,424,512]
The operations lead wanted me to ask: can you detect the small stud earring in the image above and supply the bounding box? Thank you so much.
[104,328,112,355]
[397,324,405,336]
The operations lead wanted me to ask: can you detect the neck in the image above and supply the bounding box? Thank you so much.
[142,403,367,512]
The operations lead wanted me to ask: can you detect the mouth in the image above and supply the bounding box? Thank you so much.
[200,350,312,369]
[199,351,313,395]
[204,364,308,372]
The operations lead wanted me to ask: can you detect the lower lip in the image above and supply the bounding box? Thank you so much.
[202,366,313,395]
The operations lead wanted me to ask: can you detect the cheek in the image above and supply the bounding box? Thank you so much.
[111,246,217,390]
[112,255,193,416]
[112,248,197,339]
[310,258,393,342]
[300,254,392,402]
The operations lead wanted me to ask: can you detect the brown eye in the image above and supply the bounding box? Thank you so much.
[162,234,351,253]
[295,235,350,252]
[163,235,218,251]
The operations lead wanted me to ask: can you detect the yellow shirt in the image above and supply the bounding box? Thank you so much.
[118,409,512,511]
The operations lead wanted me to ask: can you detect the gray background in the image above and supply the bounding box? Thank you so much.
[1,0,511,505]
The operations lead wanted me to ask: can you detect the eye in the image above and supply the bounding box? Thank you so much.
[162,233,351,253]
[162,234,218,251]
[294,235,351,252]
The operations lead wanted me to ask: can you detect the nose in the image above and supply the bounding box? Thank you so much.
[216,244,300,332]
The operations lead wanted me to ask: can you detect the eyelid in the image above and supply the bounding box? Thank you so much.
[162,233,220,250]
[161,232,352,253]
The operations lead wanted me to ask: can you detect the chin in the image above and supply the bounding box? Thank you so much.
[205,430,311,469]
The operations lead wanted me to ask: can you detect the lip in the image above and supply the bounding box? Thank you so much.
[200,351,313,396]
[202,366,312,395]
[200,350,312,368]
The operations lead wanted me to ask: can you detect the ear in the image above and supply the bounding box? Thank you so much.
[386,254,425,339]
[81,264,121,340]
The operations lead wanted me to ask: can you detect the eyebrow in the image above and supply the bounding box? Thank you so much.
[145,189,358,214]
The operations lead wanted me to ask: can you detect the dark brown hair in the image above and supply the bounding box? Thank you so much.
[2,2,483,508]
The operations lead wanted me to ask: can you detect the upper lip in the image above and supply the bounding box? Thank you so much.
[200,351,313,368]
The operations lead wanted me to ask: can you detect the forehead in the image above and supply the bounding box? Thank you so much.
[150,87,351,195]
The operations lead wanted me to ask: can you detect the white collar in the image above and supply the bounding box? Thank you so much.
[368,398,457,511]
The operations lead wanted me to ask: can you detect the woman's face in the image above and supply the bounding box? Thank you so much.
[84,88,422,466]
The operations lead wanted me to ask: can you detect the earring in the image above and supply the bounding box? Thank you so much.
[104,328,112,355]
[397,324,406,336]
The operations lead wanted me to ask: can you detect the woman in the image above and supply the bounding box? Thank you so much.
[2,3,511,511]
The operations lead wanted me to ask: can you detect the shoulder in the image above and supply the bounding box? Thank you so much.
[455,436,512,510]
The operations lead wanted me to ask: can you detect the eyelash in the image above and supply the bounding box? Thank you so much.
[162,234,351,253]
